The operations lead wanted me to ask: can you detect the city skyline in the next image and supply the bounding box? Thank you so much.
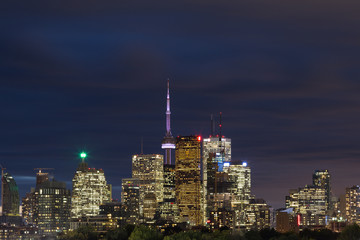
[1,79,359,210]
[2,0,360,211]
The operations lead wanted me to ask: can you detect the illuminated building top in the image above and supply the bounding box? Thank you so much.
[71,154,111,219]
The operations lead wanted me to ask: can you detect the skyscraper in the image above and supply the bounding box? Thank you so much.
[1,171,19,216]
[121,178,140,225]
[175,135,202,226]
[313,170,331,210]
[157,164,180,222]
[203,136,231,223]
[161,80,175,165]
[286,185,326,228]
[34,179,71,235]
[132,154,164,219]
[345,185,360,224]
[203,137,231,173]
[71,153,111,219]
[224,161,251,229]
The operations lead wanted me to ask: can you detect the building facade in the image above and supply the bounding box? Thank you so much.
[132,154,164,219]
[157,164,180,222]
[345,185,360,224]
[224,162,251,229]
[202,137,231,224]
[121,178,140,225]
[313,170,331,210]
[245,199,271,230]
[175,136,202,226]
[71,161,111,219]
[1,172,20,216]
[286,185,326,228]
[34,180,71,235]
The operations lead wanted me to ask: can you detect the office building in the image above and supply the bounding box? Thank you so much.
[313,170,331,210]
[175,135,202,226]
[286,185,326,228]
[203,137,231,223]
[245,199,271,230]
[1,172,20,216]
[132,154,164,219]
[224,161,251,229]
[157,164,180,222]
[22,190,36,225]
[345,185,360,224]
[121,178,140,225]
[34,179,71,235]
[71,153,111,219]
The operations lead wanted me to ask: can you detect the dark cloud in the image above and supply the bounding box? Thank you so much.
[1,0,360,208]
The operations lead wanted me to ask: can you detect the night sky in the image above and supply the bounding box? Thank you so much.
[2,0,360,209]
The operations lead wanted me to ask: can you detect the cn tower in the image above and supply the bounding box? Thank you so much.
[161,79,175,164]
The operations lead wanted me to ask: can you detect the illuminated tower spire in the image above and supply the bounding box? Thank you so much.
[166,80,171,133]
[161,79,175,164]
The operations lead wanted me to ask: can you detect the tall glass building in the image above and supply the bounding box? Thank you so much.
[35,180,71,235]
[175,136,202,226]
[2,172,19,216]
[313,170,331,210]
[157,164,180,222]
[202,137,231,223]
[224,162,251,229]
[121,178,140,225]
[71,160,111,219]
[132,154,164,219]
[345,185,360,224]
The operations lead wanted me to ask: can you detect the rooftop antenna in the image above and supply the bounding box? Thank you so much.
[219,112,222,141]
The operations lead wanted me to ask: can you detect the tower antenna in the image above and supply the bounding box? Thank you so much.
[219,112,222,140]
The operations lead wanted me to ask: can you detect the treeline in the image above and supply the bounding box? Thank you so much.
[59,223,360,240]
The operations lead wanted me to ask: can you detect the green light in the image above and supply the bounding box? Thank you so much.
[80,152,87,159]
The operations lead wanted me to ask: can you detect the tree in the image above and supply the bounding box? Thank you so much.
[164,230,202,240]
[244,230,262,240]
[105,227,129,240]
[128,225,163,240]
[59,225,98,240]
[338,223,360,240]
[259,228,280,240]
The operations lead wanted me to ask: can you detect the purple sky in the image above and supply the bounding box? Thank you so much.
[1,0,360,209]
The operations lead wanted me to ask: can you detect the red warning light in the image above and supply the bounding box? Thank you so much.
[206,220,211,223]
[197,136,201,141]
[297,214,301,226]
